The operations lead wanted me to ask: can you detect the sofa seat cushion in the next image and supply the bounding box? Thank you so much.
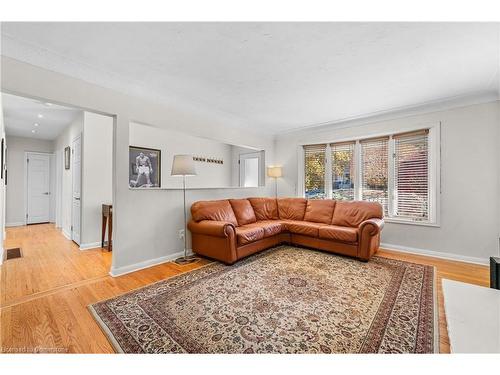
[256,220,286,237]
[236,225,265,246]
[284,220,322,237]
[229,199,257,226]
[319,225,358,243]
[238,220,286,238]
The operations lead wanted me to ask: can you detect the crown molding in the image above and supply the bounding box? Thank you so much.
[275,90,499,138]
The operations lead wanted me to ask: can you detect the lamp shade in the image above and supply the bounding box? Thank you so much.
[267,166,282,178]
[171,154,197,176]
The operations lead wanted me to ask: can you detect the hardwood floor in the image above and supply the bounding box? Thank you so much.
[1,224,112,307]
[0,224,489,353]
[0,224,211,353]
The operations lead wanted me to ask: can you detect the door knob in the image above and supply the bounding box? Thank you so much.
[43,192,50,195]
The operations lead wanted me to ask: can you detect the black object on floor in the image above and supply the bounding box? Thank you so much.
[5,247,22,260]
[491,256,500,289]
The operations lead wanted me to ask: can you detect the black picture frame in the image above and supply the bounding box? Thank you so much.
[129,146,161,188]
[64,146,71,170]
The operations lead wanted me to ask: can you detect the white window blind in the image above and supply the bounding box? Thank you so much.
[331,142,355,200]
[301,125,436,224]
[393,130,429,221]
[304,144,326,199]
[360,137,389,214]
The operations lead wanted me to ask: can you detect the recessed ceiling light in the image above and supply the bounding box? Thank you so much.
[34,123,39,127]
[31,129,37,133]
[37,114,43,118]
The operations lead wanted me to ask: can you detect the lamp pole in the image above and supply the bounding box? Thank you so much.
[183,174,187,258]
[171,154,198,265]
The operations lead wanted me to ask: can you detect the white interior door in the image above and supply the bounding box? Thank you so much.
[239,152,261,187]
[55,149,63,228]
[26,153,51,224]
[71,135,82,245]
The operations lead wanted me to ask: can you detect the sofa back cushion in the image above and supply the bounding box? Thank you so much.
[191,200,238,226]
[248,198,279,220]
[277,198,307,220]
[303,199,336,224]
[229,199,257,226]
[331,201,383,227]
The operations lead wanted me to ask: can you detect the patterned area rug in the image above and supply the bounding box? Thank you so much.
[89,246,437,353]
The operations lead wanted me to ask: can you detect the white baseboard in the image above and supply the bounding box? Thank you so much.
[380,242,489,266]
[62,229,72,241]
[109,249,193,277]
[0,246,4,265]
[80,242,102,251]
[5,222,24,227]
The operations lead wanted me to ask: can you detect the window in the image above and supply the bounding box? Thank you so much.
[304,144,326,199]
[331,142,355,200]
[393,130,429,221]
[360,137,389,214]
[301,125,438,224]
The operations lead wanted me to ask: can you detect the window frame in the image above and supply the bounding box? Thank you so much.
[298,122,440,227]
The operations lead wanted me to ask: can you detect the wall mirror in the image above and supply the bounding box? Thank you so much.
[129,122,265,189]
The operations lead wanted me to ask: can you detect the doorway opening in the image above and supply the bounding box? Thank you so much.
[239,151,265,187]
[1,92,115,306]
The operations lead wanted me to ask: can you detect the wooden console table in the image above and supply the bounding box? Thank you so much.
[101,204,112,251]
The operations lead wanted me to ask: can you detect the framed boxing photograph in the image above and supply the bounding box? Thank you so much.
[129,146,161,188]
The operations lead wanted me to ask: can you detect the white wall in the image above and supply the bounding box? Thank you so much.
[496,56,500,246]
[1,56,276,276]
[54,112,83,238]
[129,122,234,189]
[81,111,113,247]
[275,101,500,263]
[5,136,54,226]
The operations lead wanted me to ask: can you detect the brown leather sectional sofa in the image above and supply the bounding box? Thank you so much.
[188,197,384,264]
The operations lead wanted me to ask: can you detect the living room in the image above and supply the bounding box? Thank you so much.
[0,1,499,372]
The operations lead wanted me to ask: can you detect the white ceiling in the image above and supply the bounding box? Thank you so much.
[1,22,499,134]
[2,93,82,140]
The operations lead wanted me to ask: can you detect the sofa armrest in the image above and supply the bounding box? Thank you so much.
[359,218,384,236]
[187,220,236,237]
[357,218,384,261]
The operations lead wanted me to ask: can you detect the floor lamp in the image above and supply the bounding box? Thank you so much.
[171,154,198,265]
[267,166,283,198]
